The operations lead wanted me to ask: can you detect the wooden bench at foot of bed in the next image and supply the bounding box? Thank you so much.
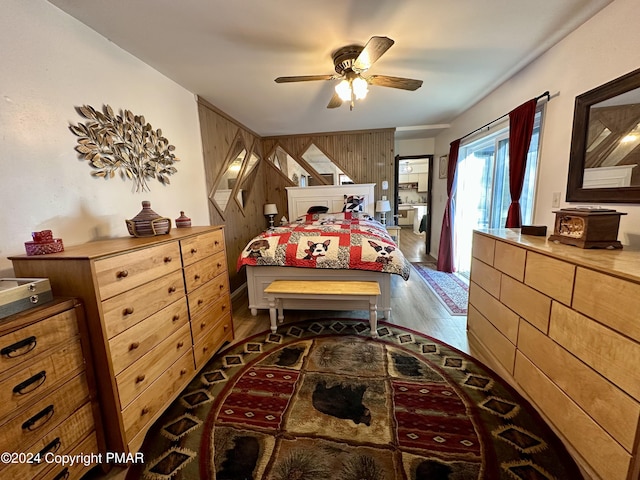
[264,280,381,337]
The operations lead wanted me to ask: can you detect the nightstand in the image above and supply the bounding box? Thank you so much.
[386,225,401,244]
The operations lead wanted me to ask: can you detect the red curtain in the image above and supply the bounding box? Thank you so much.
[505,99,537,227]
[436,139,460,273]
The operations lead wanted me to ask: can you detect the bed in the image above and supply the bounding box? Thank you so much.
[238,183,410,318]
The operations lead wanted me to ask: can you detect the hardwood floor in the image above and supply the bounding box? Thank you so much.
[231,226,469,353]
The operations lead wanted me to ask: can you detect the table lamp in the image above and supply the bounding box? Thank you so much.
[264,203,278,228]
[375,199,391,226]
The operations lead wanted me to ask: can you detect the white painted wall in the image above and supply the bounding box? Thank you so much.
[395,137,435,157]
[432,0,640,257]
[0,1,209,275]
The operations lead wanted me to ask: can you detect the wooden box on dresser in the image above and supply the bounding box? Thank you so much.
[468,229,640,480]
[9,226,234,455]
[0,298,101,480]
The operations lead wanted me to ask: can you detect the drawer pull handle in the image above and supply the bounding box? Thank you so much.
[36,436,62,461]
[52,468,70,480]
[168,286,177,293]
[194,274,201,280]
[180,368,187,376]
[1,336,37,358]
[223,324,229,331]
[141,407,150,416]
[123,307,134,316]
[197,299,204,305]
[164,256,172,263]
[129,342,140,351]
[214,240,220,246]
[200,322,206,329]
[191,248,197,254]
[22,404,54,431]
[13,370,47,395]
[172,314,180,322]
[203,346,209,353]
[117,270,129,278]
[136,374,146,383]
[219,284,224,290]
[177,341,184,348]
[217,263,222,268]
[221,304,227,310]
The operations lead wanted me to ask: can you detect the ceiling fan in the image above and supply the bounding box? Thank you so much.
[275,36,423,110]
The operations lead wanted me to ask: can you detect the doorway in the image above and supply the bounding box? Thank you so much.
[394,154,433,255]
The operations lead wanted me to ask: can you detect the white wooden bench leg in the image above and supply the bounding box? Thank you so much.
[369,295,379,338]
[267,295,278,333]
[277,298,284,324]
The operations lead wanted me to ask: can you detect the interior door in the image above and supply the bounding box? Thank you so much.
[394,154,433,254]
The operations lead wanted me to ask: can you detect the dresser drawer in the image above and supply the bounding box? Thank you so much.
[0,339,84,421]
[102,270,186,339]
[190,296,232,345]
[524,252,575,306]
[95,242,181,300]
[494,240,526,281]
[109,297,189,375]
[193,312,233,370]
[0,372,90,454]
[471,232,495,265]
[180,229,225,266]
[573,267,640,342]
[0,309,79,373]
[187,272,229,319]
[116,323,192,409]
[42,429,99,480]
[0,402,95,480]
[122,351,194,445]
[183,251,227,292]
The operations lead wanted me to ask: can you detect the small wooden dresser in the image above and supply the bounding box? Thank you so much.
[10,226,234,455]
[468,229,640,480]
[0,298,100,480]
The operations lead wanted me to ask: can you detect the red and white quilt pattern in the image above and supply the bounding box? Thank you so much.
[237,213,411,280]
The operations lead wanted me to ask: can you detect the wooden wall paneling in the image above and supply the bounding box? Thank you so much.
[263,129,395,220]
[198,97,396,293]
[197,98,266,293]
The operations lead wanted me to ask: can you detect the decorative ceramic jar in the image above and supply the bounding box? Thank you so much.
[175,211,192,228]
[126,201,171,237]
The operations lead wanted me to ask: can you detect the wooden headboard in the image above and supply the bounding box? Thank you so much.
[285,183,376,220]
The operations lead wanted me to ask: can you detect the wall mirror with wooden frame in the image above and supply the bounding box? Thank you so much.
[235,143,261,214]
[567,67,640,203]
[267,144,312,186]
[301,143,353,186]
[210,131,247,216]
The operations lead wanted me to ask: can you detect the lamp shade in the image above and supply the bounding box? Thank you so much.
[264,203,278,216]
[376,200,391,213]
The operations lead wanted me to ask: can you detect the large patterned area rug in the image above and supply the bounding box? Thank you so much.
[412,263,469,315]
[129,319,582,480]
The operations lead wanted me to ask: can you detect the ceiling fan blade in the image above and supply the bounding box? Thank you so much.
[275,75,334,83]
[353,36,394,72]
[368,75,423,91]
[327,91,343,109]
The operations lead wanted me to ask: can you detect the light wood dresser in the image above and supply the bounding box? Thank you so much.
[0,298,101,480]
[468,229,640,480]
[10,226,234,455]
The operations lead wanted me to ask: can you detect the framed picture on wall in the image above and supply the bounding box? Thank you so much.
[439,155,448,179]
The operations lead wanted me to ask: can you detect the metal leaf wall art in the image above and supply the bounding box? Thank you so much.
[69,104,179,192]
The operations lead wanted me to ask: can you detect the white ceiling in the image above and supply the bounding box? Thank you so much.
[48,0,612,140]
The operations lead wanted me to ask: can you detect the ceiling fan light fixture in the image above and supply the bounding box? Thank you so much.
[352,76,368,99]
[335,79,351,102]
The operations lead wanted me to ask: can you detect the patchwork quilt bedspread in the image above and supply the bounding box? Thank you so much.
[237,212,411,280]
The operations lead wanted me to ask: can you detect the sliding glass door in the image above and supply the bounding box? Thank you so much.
[452,112,541,274]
